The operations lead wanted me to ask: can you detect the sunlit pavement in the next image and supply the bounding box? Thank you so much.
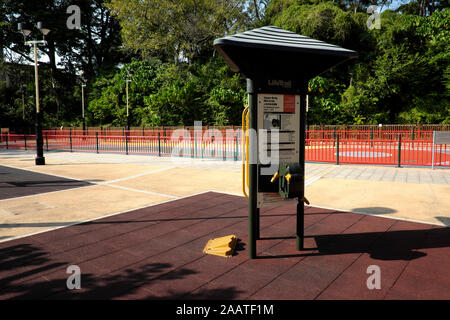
[1,149,449,242]
[0,150,449,300]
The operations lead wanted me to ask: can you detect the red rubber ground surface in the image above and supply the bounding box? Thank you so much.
[0,192,449,300]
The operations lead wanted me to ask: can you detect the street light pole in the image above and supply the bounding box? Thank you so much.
[31,41,45,165]
[18,22,50,166]
[79,70,87,134]
[126,79,129,131]
[81,83,86,133]
[125,70,133,131]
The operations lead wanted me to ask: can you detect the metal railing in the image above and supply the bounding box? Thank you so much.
[1,132,449,167]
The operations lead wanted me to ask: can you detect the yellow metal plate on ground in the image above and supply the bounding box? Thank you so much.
[203,235,237,258]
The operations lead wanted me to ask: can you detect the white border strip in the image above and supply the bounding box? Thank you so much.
[0,190,214,244]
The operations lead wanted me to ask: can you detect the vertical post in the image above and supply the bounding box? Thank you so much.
[194,132,198,158]
[398,134,401,167]
[370,128,374,148]
[45,133,48,151]
[247,80,258,259]
[33,43,45,165]
[158,132,161,157]
[333,127,336,147]
[190,129,194,158]
[297,88,307,251]
[81,84,86,134]
[5,134,8,150]
[24,134,27,150]
[336,135,340,165]
[223,136,226,161]
[96,132,99,154]
[126,79,131,131]
[125,131,128,155]
[234,136,238,161]
[70,129,72,152]
[432,131,435,170]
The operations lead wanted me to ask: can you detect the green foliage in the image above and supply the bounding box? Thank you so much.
[267,1,449,124]
[87,57,246,127]
[106,0,250,63]
[1,1,449,128]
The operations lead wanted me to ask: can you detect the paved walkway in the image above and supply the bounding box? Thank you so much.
[322,165,450,185]
[0,192,448,300]
[0,149,449,244]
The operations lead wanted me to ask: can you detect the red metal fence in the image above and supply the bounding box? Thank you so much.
[1,132,449,168]
[306,138,449,167]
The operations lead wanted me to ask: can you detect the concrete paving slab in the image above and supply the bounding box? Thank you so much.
[306,178,450,226]
[0,185,172,240]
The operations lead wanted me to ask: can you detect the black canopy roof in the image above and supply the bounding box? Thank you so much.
[213,26,358,81]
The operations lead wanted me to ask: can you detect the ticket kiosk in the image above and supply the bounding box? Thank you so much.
[214,26,357,259]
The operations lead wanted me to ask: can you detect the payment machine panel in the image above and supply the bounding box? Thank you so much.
[257,94,301,207]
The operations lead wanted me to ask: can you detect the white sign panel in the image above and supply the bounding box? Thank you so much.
[257,94,300,163]
[257,94,301,208]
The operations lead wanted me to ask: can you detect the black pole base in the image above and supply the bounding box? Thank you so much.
[296,237,304,251]
[35,157,45,165]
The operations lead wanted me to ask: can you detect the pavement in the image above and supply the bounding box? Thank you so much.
[0,149,449,300]
[0,149,449,243]
[0,192,449,300]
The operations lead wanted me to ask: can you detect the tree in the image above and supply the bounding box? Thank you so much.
[106,0,250,64]
[0,0,126,128]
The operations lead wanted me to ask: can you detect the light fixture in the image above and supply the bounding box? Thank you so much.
[17,23,32,37]
[37,22,51,36]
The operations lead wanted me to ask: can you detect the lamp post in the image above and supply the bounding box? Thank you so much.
[81,83,86,133]
[18,22,50,166]
[79,71,87,134]
[125,70,133,131]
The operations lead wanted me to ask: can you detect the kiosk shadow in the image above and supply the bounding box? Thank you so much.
[259,227,450,261]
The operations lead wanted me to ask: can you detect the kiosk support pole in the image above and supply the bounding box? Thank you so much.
[247,80,258,259]
[297,88,307,251]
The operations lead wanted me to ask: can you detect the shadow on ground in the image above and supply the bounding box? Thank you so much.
[351,207,397,215]
[436,216,450,227]
[259,227,450,261]
[0,242,243,300]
